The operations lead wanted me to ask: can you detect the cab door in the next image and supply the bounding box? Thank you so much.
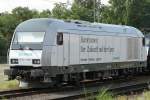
[57,32,69,66]
[63,33,70,66]
[57,32,64,66]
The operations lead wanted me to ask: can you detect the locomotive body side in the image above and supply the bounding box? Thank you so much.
[48,24,147,78]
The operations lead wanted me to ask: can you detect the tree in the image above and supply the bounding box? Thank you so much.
[52,3,71,19]
[100,0,149,30]
[12,7,35,22]
[70,1,93,22]
[0,13,18,41]
[70,0,101,22]
[125,0,146,28]
[39,10,51,18]
[140,0,150,32]
[100,5,115,23]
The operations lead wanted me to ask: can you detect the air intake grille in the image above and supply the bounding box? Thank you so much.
[127,38,139,60]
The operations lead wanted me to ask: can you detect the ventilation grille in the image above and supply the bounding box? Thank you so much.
[127,38,139,60]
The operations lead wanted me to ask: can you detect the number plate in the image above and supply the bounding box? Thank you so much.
[19,59,32,65]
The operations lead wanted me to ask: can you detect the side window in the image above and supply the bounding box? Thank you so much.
[57,32,63,45]
[142,37,145,46]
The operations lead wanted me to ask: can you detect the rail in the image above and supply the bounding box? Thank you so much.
[0,75,150,100]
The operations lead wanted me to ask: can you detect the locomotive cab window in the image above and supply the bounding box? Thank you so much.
[57,32,63,45]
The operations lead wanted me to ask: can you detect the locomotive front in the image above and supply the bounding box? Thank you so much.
[4,19,54,87]
[10,31,45,67]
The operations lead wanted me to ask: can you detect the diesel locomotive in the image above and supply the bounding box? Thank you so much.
[4,18,147,87]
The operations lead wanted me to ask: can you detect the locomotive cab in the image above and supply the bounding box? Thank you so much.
[4,32,46,81]
[10,32,45,67]
[4,19,53,83]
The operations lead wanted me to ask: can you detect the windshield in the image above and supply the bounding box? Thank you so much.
[13,32,45,43]
[12,32,45,50]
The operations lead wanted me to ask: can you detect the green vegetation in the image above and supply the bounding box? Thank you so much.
[0,65,18,91]
[83,88,114,100]
[94,89,150,100]
[0,80,19,90]
[117,91,150,100]
[84,88,150,100]
[96,88,114,100]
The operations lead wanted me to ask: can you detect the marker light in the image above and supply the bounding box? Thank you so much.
[11,59,18,64]
[32,59,40,64]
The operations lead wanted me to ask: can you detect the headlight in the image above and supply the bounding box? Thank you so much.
[11,59,18,64]
[32,59,40,64]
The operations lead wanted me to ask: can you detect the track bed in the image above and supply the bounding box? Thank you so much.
[1,75,150,100]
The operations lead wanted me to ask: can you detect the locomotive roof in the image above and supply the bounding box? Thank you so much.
[15,18,144,37]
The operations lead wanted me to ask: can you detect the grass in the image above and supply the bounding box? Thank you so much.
[0,64,8,81]
[83,87,114,100]
[96,89,150,100]
[143,91,150,100]
[0,80,19,91]
[96,88,114,100]
[0,64,19,91]
[117,91,150,100]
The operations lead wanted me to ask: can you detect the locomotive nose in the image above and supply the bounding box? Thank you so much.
[9,50,42,67]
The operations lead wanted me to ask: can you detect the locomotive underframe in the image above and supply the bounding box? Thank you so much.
[4,61,147,85]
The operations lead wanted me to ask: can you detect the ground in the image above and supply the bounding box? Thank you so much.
[0,64,8,82]
[0,64,19,91]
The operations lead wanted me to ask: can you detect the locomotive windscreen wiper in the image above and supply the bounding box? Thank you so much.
[15,35,24,50]
[19,44,24,50]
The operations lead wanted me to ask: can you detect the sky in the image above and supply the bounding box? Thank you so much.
[0,0,109,13]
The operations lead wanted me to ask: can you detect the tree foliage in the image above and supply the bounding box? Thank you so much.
[125,0,146,28]
[52,3,71,19]
[70,0,94,22]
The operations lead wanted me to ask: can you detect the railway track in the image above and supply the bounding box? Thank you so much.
[0,86,78,99]
[0,75,150,100]
[0,88,49,99]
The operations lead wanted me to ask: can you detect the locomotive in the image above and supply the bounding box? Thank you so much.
[4,18,147,87]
